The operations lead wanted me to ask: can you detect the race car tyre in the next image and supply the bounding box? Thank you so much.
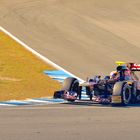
[62,77,80,102]
[62,77,79,93]
[121,83,132,105]
[53,90,64,99]
[112,82,132,106]
[136,91,140,103]
[86,87,93,101]
[78,86,82,100]
[67,99,75,102]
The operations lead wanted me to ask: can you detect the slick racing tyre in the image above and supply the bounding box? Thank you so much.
[112,82,132,106]
[62,77,79,93]
[121,83,132,105]
[62,77,79,102]
[53,90,64,99]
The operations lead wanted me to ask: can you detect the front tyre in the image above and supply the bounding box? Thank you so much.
[62,77,79,102]
[62,77,79,93]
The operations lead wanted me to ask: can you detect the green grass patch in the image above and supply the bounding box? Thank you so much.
[0,31,61,101]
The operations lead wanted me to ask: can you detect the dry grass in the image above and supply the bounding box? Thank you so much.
[0,31,61,101]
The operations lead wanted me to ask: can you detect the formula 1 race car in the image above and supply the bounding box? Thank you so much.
[54,62,140,106]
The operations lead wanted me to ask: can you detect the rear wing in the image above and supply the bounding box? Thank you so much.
[115,61,140,71]
[130,63,140,71]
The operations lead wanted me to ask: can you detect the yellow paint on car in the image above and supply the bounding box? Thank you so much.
[111,96,122,103]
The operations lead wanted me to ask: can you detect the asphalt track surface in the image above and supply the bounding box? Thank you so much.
[1,0,140,140]
[1,0,140,78]
[1,103,140,140]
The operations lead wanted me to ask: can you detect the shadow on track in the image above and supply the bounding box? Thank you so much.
[63,100,140,108]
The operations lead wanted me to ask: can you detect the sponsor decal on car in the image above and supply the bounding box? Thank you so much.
[111,96,122,103]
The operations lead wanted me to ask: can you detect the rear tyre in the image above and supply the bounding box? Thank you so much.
[86,87,93,101]
[121,83,132,105]
[112,82,132,106]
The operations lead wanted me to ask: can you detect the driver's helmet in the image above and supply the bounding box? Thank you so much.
[104,76,110,80]
[110,71,118,79]
[116,65,129,72]
[121,65,128,70]
[89,76,101,83]
[116,66,122,71]
[117,65,131,80]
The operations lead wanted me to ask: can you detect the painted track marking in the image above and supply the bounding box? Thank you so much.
[0,26,86,107]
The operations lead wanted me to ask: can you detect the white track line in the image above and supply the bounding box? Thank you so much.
[0,26,84,82]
